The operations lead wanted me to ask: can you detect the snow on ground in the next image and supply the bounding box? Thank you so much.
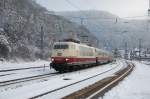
[103,61,150,99]
[0,59,56,91]
[0,60,50,70]
[0,60,56,85]
[0,60,126,99]
[141,61,150,65]
[0,67,54,82]
[40,61,125,99]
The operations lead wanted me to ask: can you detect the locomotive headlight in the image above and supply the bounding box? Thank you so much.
[51,58,54,62]
[66,58,69,61]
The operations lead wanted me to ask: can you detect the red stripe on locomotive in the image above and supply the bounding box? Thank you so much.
[51,57,96,64]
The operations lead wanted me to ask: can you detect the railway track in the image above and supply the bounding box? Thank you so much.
[0,65,50,78]
[0,72,58,87]
[0,62,116,88]
[0,66,49,72]
[0,61,124,99]
[63,62,134,99]
[28,64,119,99]
[0,73,15,77]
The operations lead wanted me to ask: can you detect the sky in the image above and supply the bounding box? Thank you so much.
[36,0,149,18]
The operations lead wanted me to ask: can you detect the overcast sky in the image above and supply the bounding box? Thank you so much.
[36,0,149,18]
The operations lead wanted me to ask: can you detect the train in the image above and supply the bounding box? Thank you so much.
[50,38,113,72]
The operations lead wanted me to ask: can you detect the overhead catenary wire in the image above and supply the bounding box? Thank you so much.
[64,2,149,33]
[64,0,150,53]
[65,15,148,21]
[64,0,149,51]
[64,0,150,34]
[65,0,82,11]
[65,0,148,20]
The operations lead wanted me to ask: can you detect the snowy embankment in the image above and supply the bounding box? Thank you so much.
[0,60,50,70]
[103,61,150,99]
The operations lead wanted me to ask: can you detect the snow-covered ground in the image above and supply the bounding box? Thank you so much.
[0,60,50,70]
[0,67,54,83]
[141,61,150,65]
[0,60,55,82]
[0,60,126,99]
[0,60,56,93]
[103,61,150,99]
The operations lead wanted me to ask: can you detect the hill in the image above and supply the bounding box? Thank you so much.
[0,0,97,60]
[56,10,150,50]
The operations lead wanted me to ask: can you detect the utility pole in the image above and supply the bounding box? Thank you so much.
[80,18,84,25]
[56,20,63,34]
[124,42,128,59]
[40,26,44,59]
[114,48,120,58]
[54,19,63,42]
[147,0,150,31]
[139,39,142,61]
[148,0,150,16]
[2,0,5,9]
[96,39,99,48]
[58,21,63,33]
[81,35,88,44]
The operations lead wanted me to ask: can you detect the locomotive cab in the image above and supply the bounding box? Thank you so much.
[51,42,77,67]
[51,42,77,57]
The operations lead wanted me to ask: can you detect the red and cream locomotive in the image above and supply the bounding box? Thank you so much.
[50,38,113,72]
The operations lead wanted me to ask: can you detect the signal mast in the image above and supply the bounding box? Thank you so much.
[148,0,150,16]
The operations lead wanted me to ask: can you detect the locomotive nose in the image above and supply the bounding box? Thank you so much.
[51,57,71,64]
[51,57,66,63]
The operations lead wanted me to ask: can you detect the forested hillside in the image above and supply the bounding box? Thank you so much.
[0,0,97,60]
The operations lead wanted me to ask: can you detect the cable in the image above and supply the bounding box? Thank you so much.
[65,0,149,20]
[122,15,148,19]
[65,0,81,11]
[64,0,150,33]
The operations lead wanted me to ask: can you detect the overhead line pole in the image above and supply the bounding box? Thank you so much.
[40,26,44,59]
[139,39,142,61]
[124,42,128,59]
[149,0,150,16]
[80,18,84,25]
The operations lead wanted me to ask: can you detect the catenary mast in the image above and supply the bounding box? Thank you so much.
[148,0,150,16]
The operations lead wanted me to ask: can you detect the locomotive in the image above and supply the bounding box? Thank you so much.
[50,38,113,72]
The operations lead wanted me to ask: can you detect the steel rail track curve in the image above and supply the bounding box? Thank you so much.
[87,63,134,99]
[0,72,58,86]
[0,66,49,72]
[29,65,119,99]
[0,62,116,87]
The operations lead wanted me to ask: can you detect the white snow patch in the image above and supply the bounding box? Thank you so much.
[103,61,150,99]
[0,60,50,70]
[0,60,54,83]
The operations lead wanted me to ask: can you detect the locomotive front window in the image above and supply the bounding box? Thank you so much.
[54,44,69,49]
